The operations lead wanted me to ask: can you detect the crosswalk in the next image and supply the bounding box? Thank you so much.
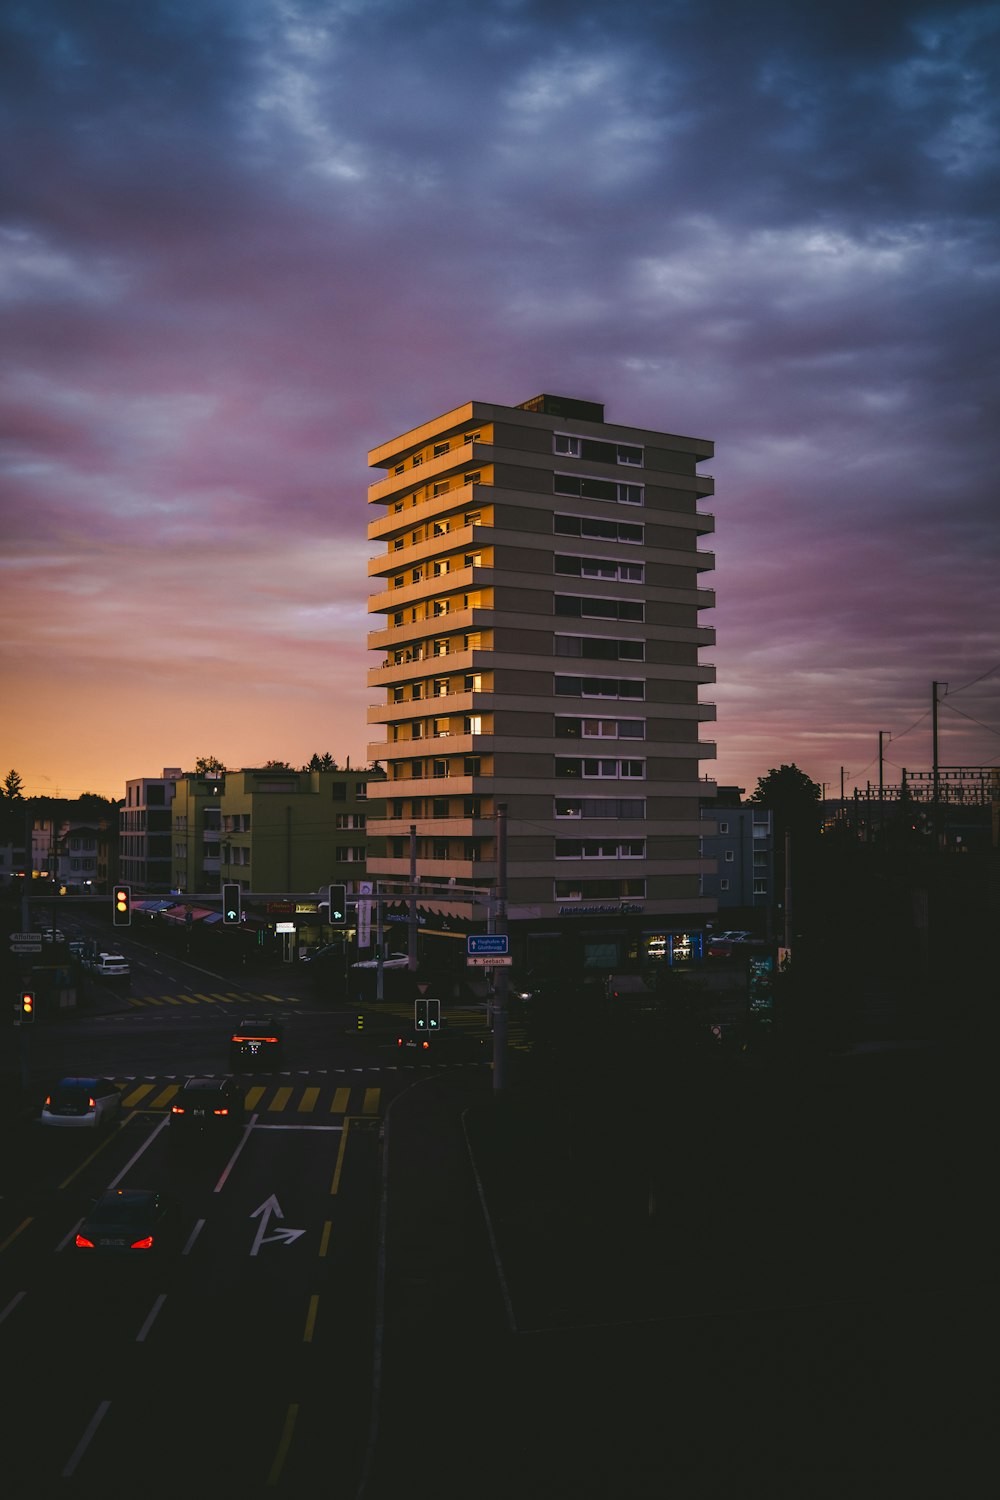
[125,990,302,1008]
[116,1078,382,1116]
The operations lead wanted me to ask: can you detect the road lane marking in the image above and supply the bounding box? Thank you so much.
[0,1289,26,1324]
[318,1221,332,1258]
[150,1084,180,1108]
[269,1087,293,1112]
[299,1086,319,1112]
[136,1293,166,1343]
[303,1294,319,1342]
[0,1221,32,1255]
[330,1117,351,1194]
[121,1083,155,1108]
[266,1403,298,1487]
[331,1086,351,1114]
[61,1399,111,1478]
[362,1087,380,1115]
[245,1086,266,1110]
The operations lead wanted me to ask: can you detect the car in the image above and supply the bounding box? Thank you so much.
[75,1189,175,1255]
[90,953,130,980]
[396,1033,433,1056]
[169,1077,246,1144]
[41,1077,123,1129]
[67,938,88,959]
[229,1016,285,1069]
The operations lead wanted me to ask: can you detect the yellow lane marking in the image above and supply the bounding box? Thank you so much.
[0,1218,33,1253]
[318,1221,332,1258]
[269,1087,293,1112]
[362,1087,380,1115]
[150,1084,180,1109]
[330,1118,350,1194]
[266,1403,298,1488]
[245,1086,266,1111]
[122,1083,155,1108]
[331,1087,351,1114]
[299,1087,319,1113]
[192,992,217,1003]
[303,1294,319,1343]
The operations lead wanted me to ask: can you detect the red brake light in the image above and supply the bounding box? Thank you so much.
[75,1234,95,1249]
[171,1105,185,1115]
[397,1037,404,1047]
[213,1108,229,1116]
[130,1236,154,1251]
[44,1095,52,1107]
[421,1039,430,1050]
[88,1096,97,1108]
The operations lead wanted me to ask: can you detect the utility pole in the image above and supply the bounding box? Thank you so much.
[783,829,792,949]
[492,802,509,1095]
[878,731,890,840]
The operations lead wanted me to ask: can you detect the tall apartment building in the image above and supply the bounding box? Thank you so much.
[121,769,181,893]
[365,394,718,972]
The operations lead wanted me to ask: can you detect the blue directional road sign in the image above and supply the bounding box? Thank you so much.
[467,934,509,956]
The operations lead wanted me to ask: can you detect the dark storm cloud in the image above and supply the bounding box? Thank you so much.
[1,0,998,795]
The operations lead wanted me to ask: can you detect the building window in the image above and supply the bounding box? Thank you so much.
[464,756,481,775]
[433,442,450,457]
[433,718,450,737]
[719,821,729,833]
[464,715,482,734]
[725,850,735,862]
[432,759,449,779]
[720,879,730,891]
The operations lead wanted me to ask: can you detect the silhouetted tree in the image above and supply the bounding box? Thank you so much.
[2,769,24,799]
[305,753,338,770]
[195,755,226,774]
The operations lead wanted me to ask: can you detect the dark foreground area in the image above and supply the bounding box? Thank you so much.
[371,1033,990,1500]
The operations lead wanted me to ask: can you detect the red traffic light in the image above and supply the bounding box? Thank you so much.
[20,991,35,1020]
[113,886,132,926]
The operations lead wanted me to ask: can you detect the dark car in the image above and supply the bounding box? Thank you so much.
[75,1188,175,1255]
[229,1016,285,1069]
[169,1077,246,1144]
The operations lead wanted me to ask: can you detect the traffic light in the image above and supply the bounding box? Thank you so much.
[415,998,441,1032]
[327,884,347,926]
[222,883,241,925]
[112,885,131,926]
[20,990,35,1024]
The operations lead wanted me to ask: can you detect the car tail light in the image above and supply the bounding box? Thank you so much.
[213,1108,229,1116]
[88,1096,97,1108]
[75,1234,95,1249]
[130,1236,154,1251]
[396,1036,404,1047]
[171,1105,185,1115]
[44,1095,52,1107]
[421,1039,430,1051]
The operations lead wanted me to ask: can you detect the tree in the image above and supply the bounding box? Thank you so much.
[2,769,24,799]
[306,752,338,770]
[195,755,226,774]
[262,759,293,770]
[750,763,821,823]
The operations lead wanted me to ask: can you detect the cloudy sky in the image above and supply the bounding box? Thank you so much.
[2,0,998,803]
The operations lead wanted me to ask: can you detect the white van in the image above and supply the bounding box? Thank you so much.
[92,953,130,980]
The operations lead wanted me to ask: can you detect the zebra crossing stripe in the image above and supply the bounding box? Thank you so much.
[122,1082,155,1108]
[331,1087,351,1114]
[299,1087,319,1113]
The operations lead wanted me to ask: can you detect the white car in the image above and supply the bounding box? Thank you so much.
[41,1077,123,1128]
[92,953,130,979]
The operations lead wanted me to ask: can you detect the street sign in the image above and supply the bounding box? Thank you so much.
[467,955,513,967]
[10,933,43,943]
[11,943,42,954]
[467,935,509,956]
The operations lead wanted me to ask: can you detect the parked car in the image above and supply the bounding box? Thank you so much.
[230,1016,285,1069]
[41,1077,123,1129]
[75,1189,176,1255]
[169,1077,246,1145]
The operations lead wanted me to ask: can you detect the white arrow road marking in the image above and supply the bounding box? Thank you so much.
[250,1195,305,1254]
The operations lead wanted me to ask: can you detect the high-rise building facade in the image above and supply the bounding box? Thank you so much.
[365,395,717,972]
